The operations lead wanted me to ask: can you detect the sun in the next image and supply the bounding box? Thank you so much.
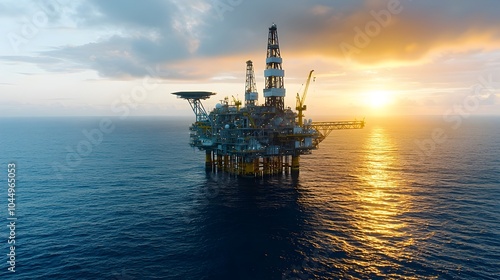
[367,90,391,108]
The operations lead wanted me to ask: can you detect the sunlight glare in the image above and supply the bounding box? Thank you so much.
[367,90,391,108]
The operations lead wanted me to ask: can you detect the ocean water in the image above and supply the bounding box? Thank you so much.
[0,116,499,279]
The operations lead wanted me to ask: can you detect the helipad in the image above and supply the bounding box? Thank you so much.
[171,91,216,100]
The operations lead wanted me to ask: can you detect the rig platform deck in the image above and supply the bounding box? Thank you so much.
[174,24,364,177]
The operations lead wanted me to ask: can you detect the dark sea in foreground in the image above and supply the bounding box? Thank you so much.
[0,116,499,279]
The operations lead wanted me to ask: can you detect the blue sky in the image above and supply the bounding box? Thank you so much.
[1,0,499,117]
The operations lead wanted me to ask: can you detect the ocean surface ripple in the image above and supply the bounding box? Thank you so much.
[0,116,498,279]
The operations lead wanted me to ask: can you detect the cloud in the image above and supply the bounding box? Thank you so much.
[0,1,30,17]
[2,0,500,79]
[43,35,189,78]
[273,0,500,65]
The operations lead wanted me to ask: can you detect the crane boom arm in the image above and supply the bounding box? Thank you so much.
[296,70,314,126]
[299,70,314,106]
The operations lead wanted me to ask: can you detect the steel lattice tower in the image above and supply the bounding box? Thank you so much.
[245,60,258,106]
[264,24,286,110]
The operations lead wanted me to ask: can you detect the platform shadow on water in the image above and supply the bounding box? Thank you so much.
[185,173,309,280]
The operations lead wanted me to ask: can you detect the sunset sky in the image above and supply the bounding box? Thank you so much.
[1,0,499,118]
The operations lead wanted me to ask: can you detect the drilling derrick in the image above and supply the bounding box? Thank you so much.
[172,24,365,177]
[264,24,285,110]
[245,60,258,106]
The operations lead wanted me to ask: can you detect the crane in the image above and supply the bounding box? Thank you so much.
[296,70,314,126]
[232,95,242,111]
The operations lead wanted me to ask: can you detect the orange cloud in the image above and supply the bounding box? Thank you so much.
[282,1,500,67]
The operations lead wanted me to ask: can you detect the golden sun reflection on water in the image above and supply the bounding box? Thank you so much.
[351,127,414,271]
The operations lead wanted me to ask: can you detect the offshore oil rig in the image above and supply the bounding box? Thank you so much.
[173,24,364,177]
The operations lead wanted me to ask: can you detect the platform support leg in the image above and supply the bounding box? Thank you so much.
[205,150,213,171]
[291,156,300,174]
